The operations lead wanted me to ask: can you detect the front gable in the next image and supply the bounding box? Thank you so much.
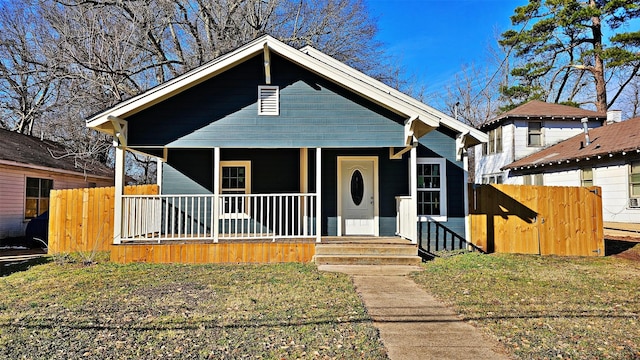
[126,54,406,148]
[88,35,487,152]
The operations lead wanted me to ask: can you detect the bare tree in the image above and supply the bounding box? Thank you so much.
[0,0,391,182]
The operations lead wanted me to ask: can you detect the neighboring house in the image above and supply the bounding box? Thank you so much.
[503,117,640,224]
[474,100,607,185]
[86,35,486,247]
[0,129,114,239]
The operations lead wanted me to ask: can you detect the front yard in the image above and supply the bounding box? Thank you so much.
[0,260,387,359]
[413,244,640,359]
[1,242,638,359]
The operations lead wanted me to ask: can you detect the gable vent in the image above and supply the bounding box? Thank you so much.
[258,85,279,116]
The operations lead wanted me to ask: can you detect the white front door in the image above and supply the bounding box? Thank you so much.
[338,157,378,236]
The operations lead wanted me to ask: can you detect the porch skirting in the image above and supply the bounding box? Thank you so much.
[110,241,316,264]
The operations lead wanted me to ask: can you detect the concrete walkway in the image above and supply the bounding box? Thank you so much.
[318,265,511,360]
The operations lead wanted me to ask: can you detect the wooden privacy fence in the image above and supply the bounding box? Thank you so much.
[469,184,604,257]
[48,185,159,254]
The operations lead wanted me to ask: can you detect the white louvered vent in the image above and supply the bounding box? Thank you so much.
[258,85,279,116]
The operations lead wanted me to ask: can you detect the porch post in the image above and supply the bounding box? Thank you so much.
[300,148,309,236]
[315,147,322,243]
[113,143,125,244]
[463,150,471,243]
[213,147,220,243]
[156,157,163,191]
[409,145,418,244]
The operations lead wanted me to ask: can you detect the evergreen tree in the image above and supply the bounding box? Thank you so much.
[500,0,640,112]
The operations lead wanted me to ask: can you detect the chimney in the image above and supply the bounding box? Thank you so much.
[581,117,590,146]
[606,110,622,125]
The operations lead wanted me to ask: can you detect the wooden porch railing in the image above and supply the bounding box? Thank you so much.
[121,193,317,242]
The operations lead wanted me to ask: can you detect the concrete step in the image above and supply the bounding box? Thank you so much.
[315,243,418,256]
[314,254,422,266]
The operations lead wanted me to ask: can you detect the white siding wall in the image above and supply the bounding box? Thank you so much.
[594,162,640,223]
[474,123,515,183]
[0,164,112,239]
[477,119,602,184]
[512,119,600,161]
[541,169,581,186]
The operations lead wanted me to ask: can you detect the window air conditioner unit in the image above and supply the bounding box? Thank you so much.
[630,198,640,208]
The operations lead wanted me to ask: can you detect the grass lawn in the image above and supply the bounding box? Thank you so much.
[0,260,387,359]
[412,244,640,359]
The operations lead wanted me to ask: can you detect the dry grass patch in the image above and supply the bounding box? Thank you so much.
[412,248,640,359]
[0,261,387,359]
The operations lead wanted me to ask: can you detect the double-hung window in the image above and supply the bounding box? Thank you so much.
[581,168,593,187]
[417,158,447,221]
[528,121,543,147]
[482,126,502,155]
[630,162,640,202]
[220,161,251,216]
[25,177,53,219]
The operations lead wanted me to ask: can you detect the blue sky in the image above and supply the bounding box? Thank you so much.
[366,0,527,93]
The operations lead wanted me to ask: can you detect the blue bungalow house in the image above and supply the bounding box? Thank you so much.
[86,35,486,262]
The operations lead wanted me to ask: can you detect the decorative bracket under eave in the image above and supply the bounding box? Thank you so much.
[263,43,271,85]
[456,131,481,161]
[107,115,128,148]
[405,115,437,146]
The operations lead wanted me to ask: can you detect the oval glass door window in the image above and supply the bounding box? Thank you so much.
[350,170,364,206]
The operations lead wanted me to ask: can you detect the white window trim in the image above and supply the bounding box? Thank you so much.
[258,85,279,116]
[219,161,252,219]
[417,158,447,222]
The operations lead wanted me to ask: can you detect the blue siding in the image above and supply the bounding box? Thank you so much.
[126,54,406,148]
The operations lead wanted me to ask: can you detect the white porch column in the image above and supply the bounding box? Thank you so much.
[156,157,163,191]
[409,145,418,244]
[463,151,471,243]
[315,147,322,243]
[213,147,220,243]
[113,145,125,244]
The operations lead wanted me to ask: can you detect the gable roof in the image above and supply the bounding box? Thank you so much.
[87,35,486,146]
[0,128,113,179]
[503,117,640,171]
[480,100,606,129]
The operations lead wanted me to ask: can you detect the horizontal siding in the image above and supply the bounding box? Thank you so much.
[0,167,27,238]
[0,164,112,239]
[127,54,406,149]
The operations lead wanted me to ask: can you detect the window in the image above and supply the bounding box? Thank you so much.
[581,168,593,187]
[528,121,543,147]
[483,126,503,155]
[417,158,447,220]
[25,177,53,219]
[523,173,543,186]
[220,161,251,215]
[630,162,640,198]
[258,86,279,115]
[483,174,503,184]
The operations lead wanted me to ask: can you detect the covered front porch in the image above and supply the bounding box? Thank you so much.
[115,146,420,245]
